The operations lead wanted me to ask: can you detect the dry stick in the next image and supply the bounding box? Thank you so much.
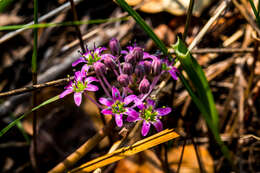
[0,0,84,44]
[0,77,74,98]
[188,0,229,51]
[68,0,86,53]
[245,33,259,99]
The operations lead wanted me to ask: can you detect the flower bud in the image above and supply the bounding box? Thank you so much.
[143,61,152,75]
[135,64,145,79]
[103,54,116,69]
[109,38,121,56]
[117,74,129,87]
[132,47,143,62]
[139,77,150,94]
[152,58,162,76]
[94,62,106,76]
[123,63,133,75]
[125,53,136,64]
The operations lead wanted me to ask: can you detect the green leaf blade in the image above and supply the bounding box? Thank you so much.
[0,95,60,137]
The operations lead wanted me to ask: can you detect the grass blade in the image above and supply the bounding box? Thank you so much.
[0,95,60,137]
[172,37,219,128]
[172,37,231,162]
[0,17,129,31]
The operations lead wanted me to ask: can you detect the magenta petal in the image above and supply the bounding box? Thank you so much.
[124,95,137,105]
[99,98,113,106]
[126,108,139,122]
[60,89,73,98]
[135,98,145,110]
[81,64,90,77]
[169,68,178,80]
[115,114,123,127]
[141,121,151,136]
[74,92,82,106]
[153,120,163,132]
[101,108,112,115]
[74,71,83,81]
[143,52,157,60]
[64,81,73,89]
[112,86,121,100]
[121,50,128,54]
[85,84,99,92]
[72,57,86,67]
[86,76,99,83]
[156,107,172,116]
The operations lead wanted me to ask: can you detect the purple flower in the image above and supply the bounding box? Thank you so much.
[127,99,172,136]
[152,58,162,76]
[139,77,150,94]
[72,47,107,75]
[60,71,99,106]
[117,74,129,87]
[99,86,137,127]
[109,38,121,56]
[162,59,178,80]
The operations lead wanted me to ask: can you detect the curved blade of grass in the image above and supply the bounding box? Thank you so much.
[0,95,60,137]
[249,0,258,18]
[172,37,219,128]
[69,129,179,173]
[10,113,30,144]
[173,37,231,162]
[249,0,260,27]
[0,17,129,31]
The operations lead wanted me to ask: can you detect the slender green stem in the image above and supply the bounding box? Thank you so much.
[0,17,129,31]
[183,0,194,41]
[32,0,38,170]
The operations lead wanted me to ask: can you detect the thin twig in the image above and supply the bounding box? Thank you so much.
[191,137,205,173]
[0,77,74,98]
[177,138,187,173]
[245,32,259,99]
[69,0,86,53]
[188,0,229,51]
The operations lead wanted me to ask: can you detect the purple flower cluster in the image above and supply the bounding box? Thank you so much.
[60,38,178,136]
